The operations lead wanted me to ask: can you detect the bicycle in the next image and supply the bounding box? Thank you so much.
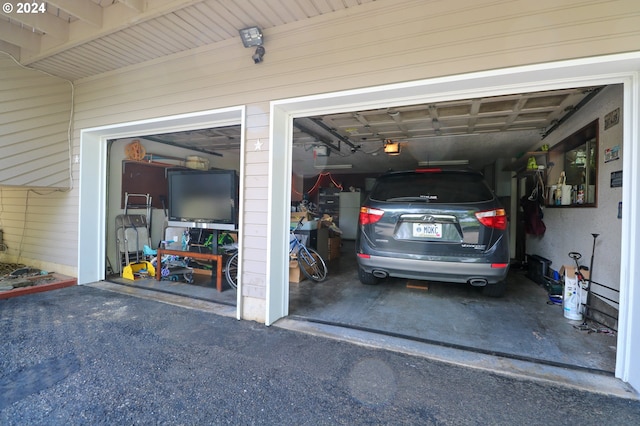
[224,249,238,290]
[223,218,328,287]
[290,217,328,282]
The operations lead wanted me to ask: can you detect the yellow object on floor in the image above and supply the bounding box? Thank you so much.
[123,261,155,281]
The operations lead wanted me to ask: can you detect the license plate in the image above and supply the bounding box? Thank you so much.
[413,223,442,238]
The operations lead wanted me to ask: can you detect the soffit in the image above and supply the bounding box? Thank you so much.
[0,0,376,80]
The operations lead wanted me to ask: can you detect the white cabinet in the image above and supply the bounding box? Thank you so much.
[339,192,363,239]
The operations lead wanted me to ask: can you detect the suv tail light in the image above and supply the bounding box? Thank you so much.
[475,208,507,230]
[359,207,384,225]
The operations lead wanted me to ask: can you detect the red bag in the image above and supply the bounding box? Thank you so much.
[520,196,546,236]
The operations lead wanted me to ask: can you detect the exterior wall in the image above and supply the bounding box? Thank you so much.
[0,187,78,276]
[0,53,76,273]
[0,53,72,188]
[2,0,640,309]
[527,85,623,305]
[240,103,270,321]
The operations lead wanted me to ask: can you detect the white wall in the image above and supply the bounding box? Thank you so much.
[527,85,623,304]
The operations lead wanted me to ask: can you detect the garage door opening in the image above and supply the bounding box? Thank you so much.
[285,84,622,374]
[103,126,241,306]
[78,107,245,320]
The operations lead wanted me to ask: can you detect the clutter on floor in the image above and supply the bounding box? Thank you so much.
[0,262,76,299]
[526,249,618,336]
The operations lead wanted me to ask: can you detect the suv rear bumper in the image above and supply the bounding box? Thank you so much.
[357,254,509,284]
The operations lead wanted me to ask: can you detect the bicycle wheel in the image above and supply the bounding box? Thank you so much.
[225,252,238,289]
[297,246,327,282]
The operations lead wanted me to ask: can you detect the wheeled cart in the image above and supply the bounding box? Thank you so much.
[115,214,151,275]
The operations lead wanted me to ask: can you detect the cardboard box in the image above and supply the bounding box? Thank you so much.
[560,265,590,307]
[560,265,590,280]
[327,237,341,260]
[289,260,306,283]
[290,212,314,230]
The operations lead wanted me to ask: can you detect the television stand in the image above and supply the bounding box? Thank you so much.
[155,248,223,292]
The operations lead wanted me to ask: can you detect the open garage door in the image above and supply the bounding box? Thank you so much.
[103,126,242,306]
[286,85,622,374]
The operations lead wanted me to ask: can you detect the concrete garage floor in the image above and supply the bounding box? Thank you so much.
[108,241,617,375]
[288,241,617,375]
[107,270,237,306]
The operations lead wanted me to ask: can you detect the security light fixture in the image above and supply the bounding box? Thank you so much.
[252,45,265,64]
[239,26,266,63]
[239,26,263,47]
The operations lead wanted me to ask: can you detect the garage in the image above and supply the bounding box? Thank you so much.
[2,0,639,392]
[260,57,640,389]
[98,84,621,375]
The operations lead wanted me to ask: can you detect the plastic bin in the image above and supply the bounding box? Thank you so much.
[527,254,552,285]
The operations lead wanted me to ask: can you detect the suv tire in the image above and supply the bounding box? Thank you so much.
[358,267,379,285]
[482,280,507,298]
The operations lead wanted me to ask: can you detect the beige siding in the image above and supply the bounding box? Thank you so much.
[0,53,72,188]
[0,187,79,275]
[240,103,270,320]
[3,0,640,295]
[0,53,76,274]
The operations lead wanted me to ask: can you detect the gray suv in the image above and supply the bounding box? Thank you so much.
[356,169,509,297]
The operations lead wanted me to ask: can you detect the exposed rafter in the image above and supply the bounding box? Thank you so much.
[0,10,68,40]
[47,0,103,27]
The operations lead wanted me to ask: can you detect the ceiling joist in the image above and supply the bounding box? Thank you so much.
[0,24,40,51]
[47,0,104,27]
[0,10,68,40]
[118,0,146,13]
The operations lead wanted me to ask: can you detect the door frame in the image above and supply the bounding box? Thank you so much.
[267,52,640,387]
[78,106,245,317]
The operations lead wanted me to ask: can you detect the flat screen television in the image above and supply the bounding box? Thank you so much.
[167,169,239,230]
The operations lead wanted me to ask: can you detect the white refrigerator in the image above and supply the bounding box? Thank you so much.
[339,192,364,240]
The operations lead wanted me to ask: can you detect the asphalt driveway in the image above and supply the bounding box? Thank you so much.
[1,285,639,425]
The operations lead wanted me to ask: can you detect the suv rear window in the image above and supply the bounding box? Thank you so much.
[370,171,494,203]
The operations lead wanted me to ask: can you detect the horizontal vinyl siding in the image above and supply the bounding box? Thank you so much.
[0,187,79,273]
[0,53,72,188]
[0,53,78,276]
[240,104,270,310]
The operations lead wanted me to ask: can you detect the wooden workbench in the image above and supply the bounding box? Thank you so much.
[155,248,223,292]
